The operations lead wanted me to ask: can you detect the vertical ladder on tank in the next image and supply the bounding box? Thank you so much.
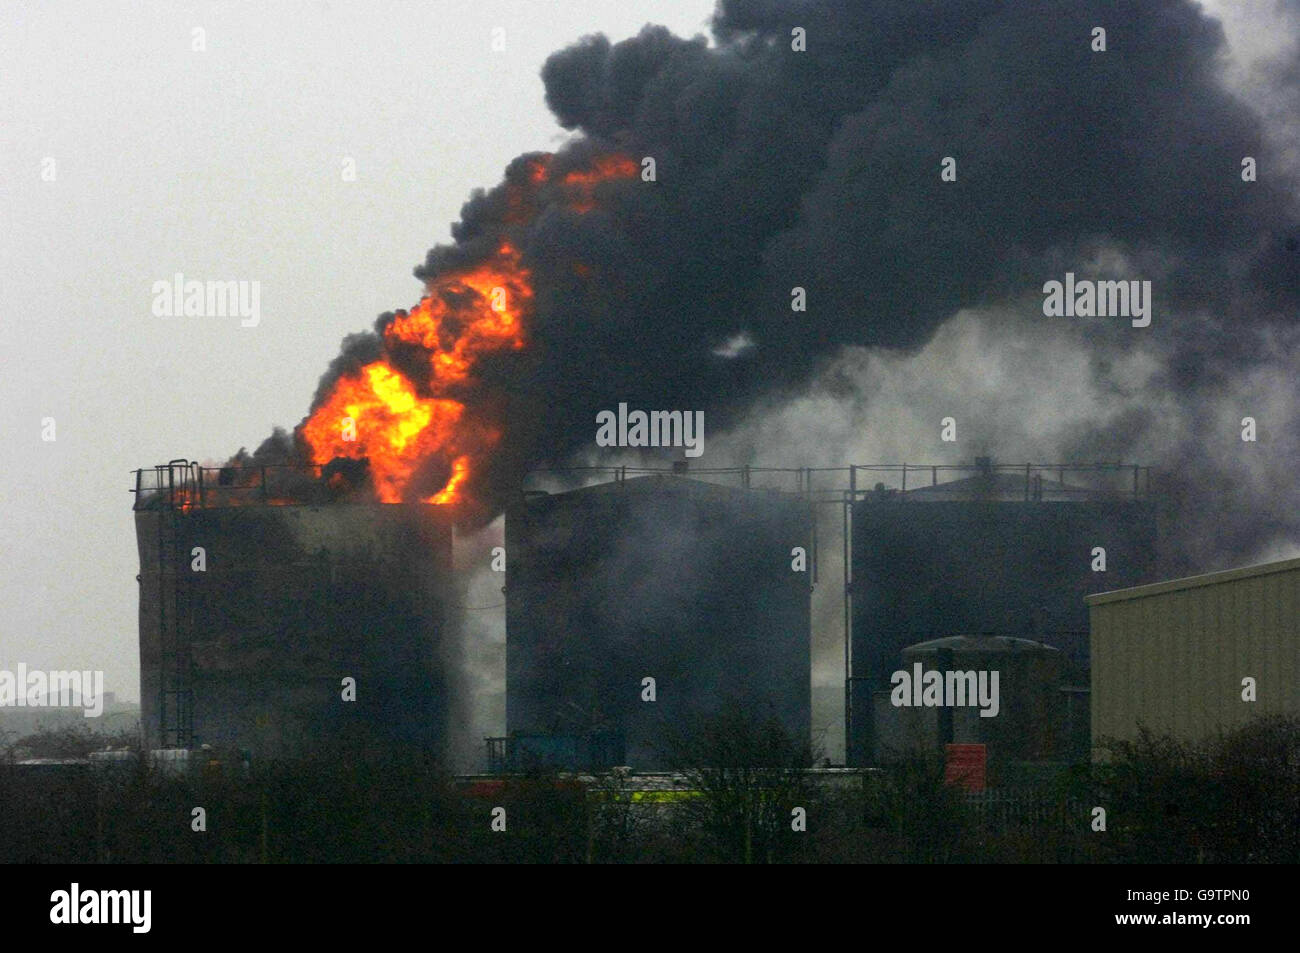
[157,459,198,750]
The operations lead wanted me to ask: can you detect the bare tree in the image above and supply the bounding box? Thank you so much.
[662,700,816,863]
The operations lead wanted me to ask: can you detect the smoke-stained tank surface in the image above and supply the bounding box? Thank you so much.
[849,461,1158,765]
[132,461,453,760]
[505,474,813,770]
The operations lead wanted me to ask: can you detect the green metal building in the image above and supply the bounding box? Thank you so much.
[1087,556,1300,752]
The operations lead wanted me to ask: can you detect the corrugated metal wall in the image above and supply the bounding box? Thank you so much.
[1089,558,1300,750]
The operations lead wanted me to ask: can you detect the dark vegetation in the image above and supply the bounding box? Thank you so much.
[2,714,1296,864]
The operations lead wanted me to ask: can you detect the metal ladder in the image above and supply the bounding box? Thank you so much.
[157,459,199,749]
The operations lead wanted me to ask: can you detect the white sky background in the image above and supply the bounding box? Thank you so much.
[0,0,1288,711]
[0,1,717,704]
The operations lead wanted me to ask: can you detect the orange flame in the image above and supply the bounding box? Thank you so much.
[300,153,638,510]
[301,361,465,504]
[385,242,530,384]
[561,154,640,187]
[562,155,639,213]
[429,455,470,505]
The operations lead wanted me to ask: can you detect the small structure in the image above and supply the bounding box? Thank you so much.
[873,634,1065,774]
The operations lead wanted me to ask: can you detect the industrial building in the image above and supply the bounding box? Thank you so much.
[504,474,813,770]
[848,460,1158,765]
[133,460,454,759]
[127,455,1172,776]
[1088,555,1300,751]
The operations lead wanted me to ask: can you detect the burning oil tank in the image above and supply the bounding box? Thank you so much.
[848,459,1157,765]
[505,474,813,770]
[133,461,453,759]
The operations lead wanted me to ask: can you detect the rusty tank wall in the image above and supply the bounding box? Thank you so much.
[135,503,453,759]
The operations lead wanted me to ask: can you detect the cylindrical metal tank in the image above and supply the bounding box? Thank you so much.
[886,635,1064,765]
[505,474,813,771]
[849,463,1157,764]
[134,463,453,760]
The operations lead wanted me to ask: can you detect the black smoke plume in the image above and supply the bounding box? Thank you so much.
[251,0,1297,566]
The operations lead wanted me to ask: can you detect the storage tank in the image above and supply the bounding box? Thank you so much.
[133,461,453,759]
[873,635,1065,771]
[849,460,1157,764]
[505,474,812,770]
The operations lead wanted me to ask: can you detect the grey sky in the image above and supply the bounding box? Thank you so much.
[1,1,716,703]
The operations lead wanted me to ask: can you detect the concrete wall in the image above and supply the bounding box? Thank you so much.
[1088,556,1300,750]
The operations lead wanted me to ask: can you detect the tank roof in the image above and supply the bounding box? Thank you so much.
[902,471,1106,502]
[901,634,1062,654]
[527,473,799,504]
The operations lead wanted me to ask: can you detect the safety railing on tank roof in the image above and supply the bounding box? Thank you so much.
[130,461,336,510]
[844,462,1154,502]
[521,461,1154,503]
[132,459,1155,509]
[521,464,847,501]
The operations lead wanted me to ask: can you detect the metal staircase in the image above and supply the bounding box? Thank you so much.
[154,459,200,749]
